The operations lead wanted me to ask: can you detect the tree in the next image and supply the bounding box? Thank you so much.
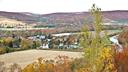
[33,40,42,49]
[0,39,4,47]
[80,4,115,72]
[3,37,13,47]
[20,39,33,49]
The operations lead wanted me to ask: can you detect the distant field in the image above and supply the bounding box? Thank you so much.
[0,50,83,68]
[0,28,54,31]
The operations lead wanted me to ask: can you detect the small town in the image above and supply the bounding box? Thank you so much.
[0,0,128,72]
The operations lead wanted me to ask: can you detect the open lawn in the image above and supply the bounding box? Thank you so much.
[0,49,83,68]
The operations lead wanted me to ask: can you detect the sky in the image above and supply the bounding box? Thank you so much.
[0,0,128,14]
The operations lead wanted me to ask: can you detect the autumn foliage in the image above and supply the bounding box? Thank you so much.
[22,55,84,72]
[113,42,128,72]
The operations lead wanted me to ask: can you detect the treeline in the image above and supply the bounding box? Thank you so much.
[0,37,41,54]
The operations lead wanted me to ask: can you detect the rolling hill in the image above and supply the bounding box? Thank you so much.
[0,10,127,32]
[0,10,128,24]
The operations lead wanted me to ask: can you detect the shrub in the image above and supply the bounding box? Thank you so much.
[118,31,128,48]
[0,61,6,72]
[9,63,22,72]
[2,57,86,72]
[22,56,74,72]
[0,61,22,72]
[114,47,128,72]
[0,48,6,54]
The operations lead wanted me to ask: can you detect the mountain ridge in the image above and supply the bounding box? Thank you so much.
[0,10,128,25]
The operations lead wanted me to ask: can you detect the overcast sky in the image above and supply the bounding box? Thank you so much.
[0,0,128,14]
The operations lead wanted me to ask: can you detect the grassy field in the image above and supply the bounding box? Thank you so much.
[0,49,83,68]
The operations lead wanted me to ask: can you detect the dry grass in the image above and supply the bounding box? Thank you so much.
[0,49,83,68]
